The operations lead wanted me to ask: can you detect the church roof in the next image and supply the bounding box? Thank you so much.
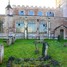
[6,0,12,9]
[54,25,67,31]
[6,4,12,9]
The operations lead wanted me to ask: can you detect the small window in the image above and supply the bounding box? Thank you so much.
[28,10,34,15]
[19,11,24,15]
[46,11,54,17]
[38,11,43,16]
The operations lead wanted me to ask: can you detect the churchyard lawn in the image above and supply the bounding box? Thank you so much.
[0,39,67,67]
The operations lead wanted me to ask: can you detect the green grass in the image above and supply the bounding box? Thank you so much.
[0,39,67,67]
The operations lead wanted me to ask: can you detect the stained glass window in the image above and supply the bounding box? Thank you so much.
[16,21,24,32]
[28,21,36,32]
[39,21,47,32]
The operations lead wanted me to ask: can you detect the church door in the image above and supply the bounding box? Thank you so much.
[60,29,64,39]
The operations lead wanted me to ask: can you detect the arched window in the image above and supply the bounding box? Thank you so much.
[37,11,43,16]
[19,11,25,15]
[28,10,34,15]
[46,11,54,17]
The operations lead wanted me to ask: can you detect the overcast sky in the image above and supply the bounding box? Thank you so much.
[0,0,56,14]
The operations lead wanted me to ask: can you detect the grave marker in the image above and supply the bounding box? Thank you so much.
[6,36,15,46]
[42,42,48,57]
[0,45,4,64]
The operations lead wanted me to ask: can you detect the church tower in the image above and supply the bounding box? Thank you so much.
[6,0,13,16]
[56,0,61,7]
[4,0,14,33]
[62,0,67,17]
[56,0,67,17]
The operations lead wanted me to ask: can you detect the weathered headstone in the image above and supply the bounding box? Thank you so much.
[42,42,48,57]
[6,33,16,46]
[7,37,12,46]
[34,40,45,54]
[0,45,4,64]
[7,36,15,46]
[34,41,39,54]
[12,36,15,44]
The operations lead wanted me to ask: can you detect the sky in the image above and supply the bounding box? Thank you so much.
[0,0,56,14]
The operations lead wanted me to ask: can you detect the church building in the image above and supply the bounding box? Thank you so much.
[0,0,67,39]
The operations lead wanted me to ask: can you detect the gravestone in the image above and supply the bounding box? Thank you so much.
[34,40,39,54]
[12,36,15,44]
[8,36,12,45]
[34,40,45,54]
[0,45,4,64]
[6,33,16,46]
[7,36,15,46]
[42,42,48,57]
